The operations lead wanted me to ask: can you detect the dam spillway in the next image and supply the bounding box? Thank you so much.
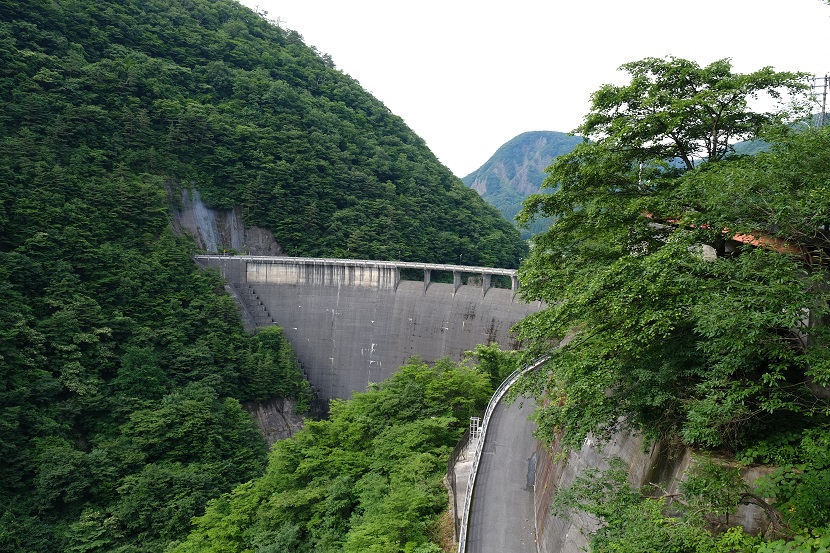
[196,256,543,403]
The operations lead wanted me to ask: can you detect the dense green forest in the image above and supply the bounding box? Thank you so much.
[0,0,526,267]
[0,194,310,551]
[462,131,582,238]
[516,57,830,550]
[6,0,830,550]
[461,131,769,241]
[0,0,529,550]
[170,357,494,553]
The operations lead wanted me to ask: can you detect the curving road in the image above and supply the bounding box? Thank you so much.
[466,396,538,553]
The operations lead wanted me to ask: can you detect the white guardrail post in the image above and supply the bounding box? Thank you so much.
[457,357,547,553]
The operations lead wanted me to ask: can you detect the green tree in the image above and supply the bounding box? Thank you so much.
[550,457,764,553]
[173,357,492,553]
[516,57,828,451]
[465,342,520,387]
[238,325,311,406]
[574,56,809,170]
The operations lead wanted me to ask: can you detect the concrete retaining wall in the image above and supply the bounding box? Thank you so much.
[247,260,400,289]
[196,256,542,403]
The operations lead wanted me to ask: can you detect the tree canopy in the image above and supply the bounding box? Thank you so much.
[0,0,527,268]
[575,57,809,170]
[515,53,830,550]
[516,56,828,451]
[170,357,493,553]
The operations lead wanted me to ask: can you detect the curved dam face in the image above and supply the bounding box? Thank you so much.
[196,256,543,403]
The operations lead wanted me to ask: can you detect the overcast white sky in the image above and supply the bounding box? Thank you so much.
[239,0,830,177]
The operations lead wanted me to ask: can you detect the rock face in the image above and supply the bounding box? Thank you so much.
[243,398,305,446]
[533,431,775,553]
[171,188,282,255]
[462,131,582,237]
[463,131,582,198]
[534,432,687,553]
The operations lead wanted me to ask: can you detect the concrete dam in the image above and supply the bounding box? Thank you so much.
[196,255,543,403]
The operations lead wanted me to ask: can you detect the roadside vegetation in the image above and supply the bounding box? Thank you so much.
[169,356,494,553]
[516,55,830,550]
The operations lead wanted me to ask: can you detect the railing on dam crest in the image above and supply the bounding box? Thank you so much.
[195,255,521,295]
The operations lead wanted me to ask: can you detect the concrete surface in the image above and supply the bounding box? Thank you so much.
[196,256,543,404]
[466,397,538,553]
[453,437,477,538]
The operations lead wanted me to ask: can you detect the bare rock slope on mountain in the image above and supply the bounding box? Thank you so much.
[462,131,582,237]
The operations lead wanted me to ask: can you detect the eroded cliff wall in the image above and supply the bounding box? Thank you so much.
[243,398,305,446]
[533,432,775,552]
[172,189,282,255]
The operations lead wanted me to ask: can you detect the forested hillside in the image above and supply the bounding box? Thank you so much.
[462,131,581,238]
[171,357,495,553]
[1,0,526,267]
[0,0,527,550]
[516,57,830,550]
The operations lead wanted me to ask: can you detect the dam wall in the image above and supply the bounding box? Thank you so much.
[196,256,542,403]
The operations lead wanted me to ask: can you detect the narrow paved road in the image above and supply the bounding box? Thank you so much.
[466,396,537,553]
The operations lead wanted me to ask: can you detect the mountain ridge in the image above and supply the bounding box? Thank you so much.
[1,0,527,268]
[462,130,582,237]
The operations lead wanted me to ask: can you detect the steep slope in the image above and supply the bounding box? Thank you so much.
[462,131,582,237]
[0,0,527,550]
[1,0,527,268]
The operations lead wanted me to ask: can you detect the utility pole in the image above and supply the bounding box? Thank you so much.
[811,74,829,126]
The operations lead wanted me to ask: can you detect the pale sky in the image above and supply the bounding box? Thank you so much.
[240,0,830,178]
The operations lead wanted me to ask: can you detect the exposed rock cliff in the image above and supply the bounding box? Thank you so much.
[172,189,282,255]
[243,398,305,446]
[533,431,775,552]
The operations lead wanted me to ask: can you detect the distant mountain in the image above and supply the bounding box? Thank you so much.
[732,138,769,156]
[462,131,582,238]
